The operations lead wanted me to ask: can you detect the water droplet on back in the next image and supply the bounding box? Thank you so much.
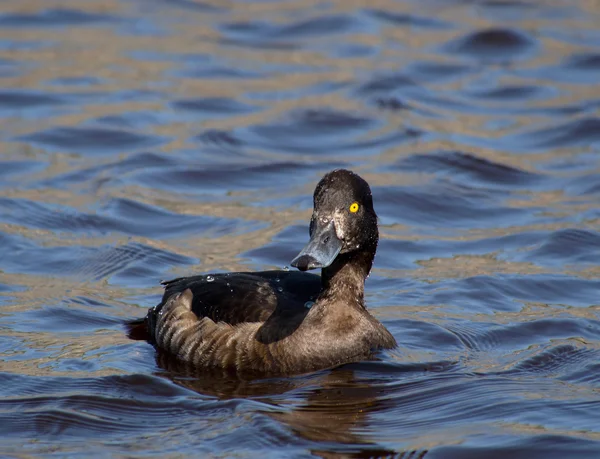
[304,301,315,309]
[282,266,289,271]
[277,286,283,293]
[206,275,214,282]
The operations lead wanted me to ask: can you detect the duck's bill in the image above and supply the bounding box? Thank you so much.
[290,220,343,271]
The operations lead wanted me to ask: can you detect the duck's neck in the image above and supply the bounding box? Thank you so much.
[320,249,375,308]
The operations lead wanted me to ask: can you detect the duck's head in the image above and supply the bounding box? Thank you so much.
[291,169,378,275]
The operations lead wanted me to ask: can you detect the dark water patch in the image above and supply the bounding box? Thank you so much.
[371,375,600,435]
[560,362,600,387]
[247,79,351,103]
[431,275,600,312]
[0,234,196,284]
[375,239,427,270]
[277,14,359,38]
[128,50,209,64]
[0,382,238,440]
[375,182,530,229]
[196,129,244,148]
[356,73,418,95]
[472,0,536,20]
[49,76,104,87]
[134,161,337,195]
[330,42,375,59]
[0,197,251,240]
[519,229,600,266]
[0,8,118,28]
[412,89,568,118]
[77,241,196,286]
[519,54,600,85]
[93,110,169,130]
[242,224,307,268]
[247,109,421,155]
[104,197,267,239]
[0,160,48,184]
[444,28,536,62]
[366,8,450,29]
[92,89,164,105]
[512,117,600,151]
[178,62,262,80]
[149,51,272,81]
[221,14,358,47]
[374,97,412,111]
[397,151,543,187]
[107,150,174,170]
[291,109,371,129]
[0,198,114,235]
[0,372,193,399]
[430,435,600,459]
[462,84,551,101]
[0,90,67,109]
[510,343,599,376]
[67,295,112,309]
[428,276,519,312]
[405,61,475,84]
[517,99,597,118]
[19,126,168,155]
[172,97,257,116]
[444,320,504,352]
[391,319,465,352]
[35,151,175,190]
[567,172,600,196]
[147,0,224,12]
[7,306,120,333]
[219,37,298,51]
[447,318,600,353]
[565,53,600,72]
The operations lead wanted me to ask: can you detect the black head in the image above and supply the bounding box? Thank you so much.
[291,169,378,273]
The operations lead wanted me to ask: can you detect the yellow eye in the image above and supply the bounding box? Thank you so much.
[349,202,359,213]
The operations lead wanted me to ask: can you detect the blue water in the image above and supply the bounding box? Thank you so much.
[1,0,600,457]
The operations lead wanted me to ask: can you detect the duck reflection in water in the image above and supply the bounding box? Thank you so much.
[127,169,396,376]
[155,354,429,459]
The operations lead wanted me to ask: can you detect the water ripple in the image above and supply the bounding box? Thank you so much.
[19,126,168,155]
[0,8,118,28]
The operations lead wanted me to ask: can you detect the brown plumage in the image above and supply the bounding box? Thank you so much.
[126,169,397,376]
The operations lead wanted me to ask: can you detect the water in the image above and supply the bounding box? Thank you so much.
[1,0,600,457]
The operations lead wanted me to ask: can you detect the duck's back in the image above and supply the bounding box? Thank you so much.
[157,270,321,325]
[124,270,321,343]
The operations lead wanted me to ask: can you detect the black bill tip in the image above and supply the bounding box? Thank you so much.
[290,254,319,272]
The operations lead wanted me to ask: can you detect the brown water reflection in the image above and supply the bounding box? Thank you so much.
[158,354,435,457]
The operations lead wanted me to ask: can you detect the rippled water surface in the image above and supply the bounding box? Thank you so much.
[1,0,600,457]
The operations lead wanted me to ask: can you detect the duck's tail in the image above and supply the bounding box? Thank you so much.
[125,317,150,341]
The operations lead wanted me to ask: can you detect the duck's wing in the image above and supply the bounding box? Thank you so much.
[160,270,322,325]
[126,270,322,342]
[150,288,303,374]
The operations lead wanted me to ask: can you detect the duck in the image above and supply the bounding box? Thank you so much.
[126,169,396,376]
